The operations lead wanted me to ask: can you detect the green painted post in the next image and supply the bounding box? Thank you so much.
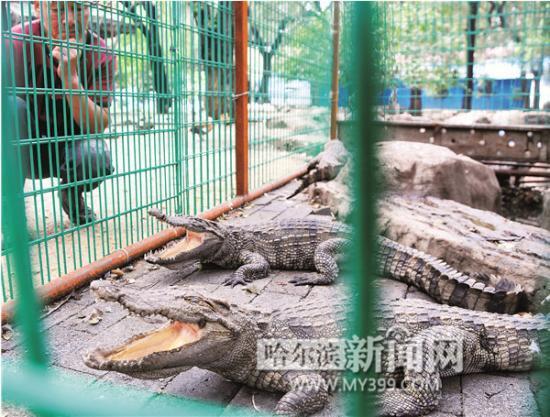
[346,2,380,416]
[172,1,184,214]
[1,43,49,367]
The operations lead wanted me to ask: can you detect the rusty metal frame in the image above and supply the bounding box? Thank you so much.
[338,120,549,162]
[234,1,249,195]
[378,120,549,162]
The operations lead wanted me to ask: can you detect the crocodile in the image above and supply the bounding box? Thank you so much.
[145,209,524,313]
[287,139,349,200]
[84,281,548,416]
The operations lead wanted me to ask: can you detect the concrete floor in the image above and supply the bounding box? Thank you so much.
[2,182,543,417]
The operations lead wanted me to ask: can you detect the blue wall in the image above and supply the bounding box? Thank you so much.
[378,78,527,110]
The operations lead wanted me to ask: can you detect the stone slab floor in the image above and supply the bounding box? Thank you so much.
[2,182,543,417]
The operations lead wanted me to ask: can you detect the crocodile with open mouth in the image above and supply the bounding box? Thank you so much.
[145,209,524,313]
[83,281,548,416]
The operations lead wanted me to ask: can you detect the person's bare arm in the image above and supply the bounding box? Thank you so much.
[51,43,109,134]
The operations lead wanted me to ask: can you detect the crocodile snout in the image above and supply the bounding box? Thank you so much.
[89,280,123,302]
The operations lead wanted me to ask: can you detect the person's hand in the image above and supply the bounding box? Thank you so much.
[51,40,80,88]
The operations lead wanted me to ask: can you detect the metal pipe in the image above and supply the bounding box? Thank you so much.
[482,160,550,169]
[1,164,309,323]
[519,178,550,183]
[330,1,341,140]
[493,168,550,178]
[234,1,249,195]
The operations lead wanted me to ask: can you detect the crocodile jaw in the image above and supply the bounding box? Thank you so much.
[83,282,236,378]
[84,319,231,378]
[144,231,222,266]
[101,321,202,362]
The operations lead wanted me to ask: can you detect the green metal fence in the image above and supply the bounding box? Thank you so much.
[1,2,361,415]
[247,2,332,190]
[375,1,549,115]
[1,1,332,302]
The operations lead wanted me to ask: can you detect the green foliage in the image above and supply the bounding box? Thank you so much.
[112,2,176,92]
[116,28,153,91]
[374,1,548,97]
[382,2,467,92]
[248,2,332,90]
[281,10,332,87]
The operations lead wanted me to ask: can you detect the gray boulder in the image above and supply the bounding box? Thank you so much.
[379,141,501,211]
[379,194,550,312]
[542,189,550,231]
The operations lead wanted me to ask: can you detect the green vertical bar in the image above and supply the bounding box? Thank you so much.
[99,1,111,256]
[204,4,210,211]
[182,2,190,216]
[347,2,379,416]
[173,1,184,214]
[21,1,51,287]
[218,2,223,203]
[1,48,49,366]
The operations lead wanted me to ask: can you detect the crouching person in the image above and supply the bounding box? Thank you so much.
[8,1,117,225]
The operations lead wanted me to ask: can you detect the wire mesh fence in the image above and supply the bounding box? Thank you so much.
[1,1,333,302]
[373,1,549,116]
[247,2,332,190]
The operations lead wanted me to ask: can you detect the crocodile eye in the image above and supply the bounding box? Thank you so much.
[198,319,206,328]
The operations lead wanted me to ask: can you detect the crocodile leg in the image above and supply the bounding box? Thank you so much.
[290,238,347,286]
[379,325,484,417]
[275,372,329,416]
[222,250,270,287]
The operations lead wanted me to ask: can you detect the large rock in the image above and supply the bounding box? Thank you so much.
[378,141,501,211]
[542,189,550,231]
[444,110,522,125]
[379,194,550,312]
[301,141,502,216]
[383,109,550,126]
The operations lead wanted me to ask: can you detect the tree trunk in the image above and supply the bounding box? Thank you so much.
[122,1,172,113]
[518,69,531,109]
[533,65,541,110]
[533,75,541,110]
[409,87,422,116]
[258,53,273,103]
[462,1,479,110]
[194,2,234,120]
[142,2,171,113]
[249,15,295,104]
[380,194,548,312]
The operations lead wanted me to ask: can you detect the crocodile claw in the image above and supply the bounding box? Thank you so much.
[222,276,248,287]
[289,276,314,286]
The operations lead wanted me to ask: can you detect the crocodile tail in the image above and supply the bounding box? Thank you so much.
[287,167,324,199]
[377,237,526,314]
